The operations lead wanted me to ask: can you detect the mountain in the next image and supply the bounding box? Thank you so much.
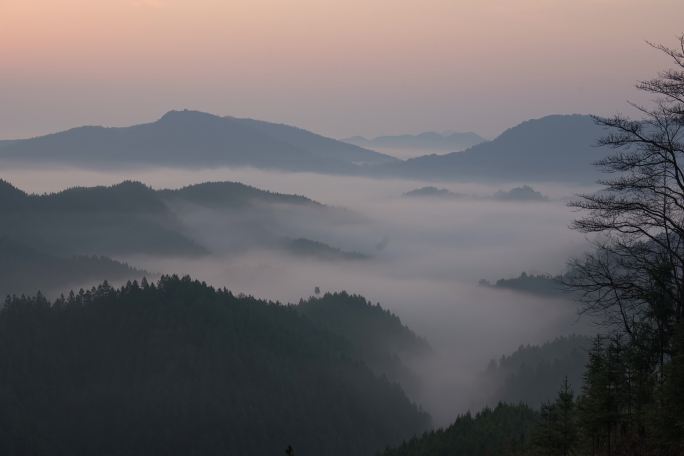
[402,186,463,199]
[385,115,606,182]
[161,180,319,209]
[298,291,429,359]
[480,272,566,297]
[0,112,607,182]
[285,238,370,260]
[226,116,396,165]
[297,291,430,392]
[493,185,548,202]
[0,179,362,259]
[0,180,204,257]
[481,335,592,408]
[0,237,144,298]
[162,181,364,257]
[0,110,397,172]
[343,131,486,159]
[0,277,430,455]
[381,403,539,456]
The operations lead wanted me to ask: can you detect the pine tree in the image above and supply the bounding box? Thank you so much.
[578,337,612,455]
[535,377,578,456]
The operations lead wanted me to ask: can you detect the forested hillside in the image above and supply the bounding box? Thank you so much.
[0,180,204,256]
[0,238,144,298]
[380,403,539,456]
[482,335,592,408]
[298,292,429,392]
[0,179,359,258]
[480,272,566,297]
[384,37,684,455]
[0,277,429,456]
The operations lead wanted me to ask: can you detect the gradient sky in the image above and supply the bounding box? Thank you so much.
[1,0,683,140]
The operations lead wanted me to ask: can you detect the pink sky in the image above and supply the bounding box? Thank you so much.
[1,0,683,139]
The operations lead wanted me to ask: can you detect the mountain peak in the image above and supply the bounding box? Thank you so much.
[0,110,397,170]
[158,109,222,124]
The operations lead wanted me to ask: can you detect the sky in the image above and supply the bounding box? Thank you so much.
[1,0,683,140]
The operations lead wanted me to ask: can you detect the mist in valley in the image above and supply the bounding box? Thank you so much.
[1,164,597,426]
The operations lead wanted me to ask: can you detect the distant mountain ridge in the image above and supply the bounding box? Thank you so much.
[383,114,606,182]
[493,185,548,202]
[1,112,608,182]
[286,238,369,261]
[402,186,463,199]
[343,131,486,157]
[0,110,397,172]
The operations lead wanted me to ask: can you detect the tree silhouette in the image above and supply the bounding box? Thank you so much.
[534,377,578,456]
[570,35,684,369]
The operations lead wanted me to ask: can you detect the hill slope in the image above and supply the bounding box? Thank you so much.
[0,179,354,258]
[0,277,429,455]
[482,335,592,408]
[381,403,539,456]
[0,180,204,256]
[297,292,429,392]
[343,131,486,158]
[0,238,144,298]
[0,110,396,172]
[385,115,605,182]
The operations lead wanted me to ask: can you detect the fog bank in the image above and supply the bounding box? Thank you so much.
[2,165,596,425]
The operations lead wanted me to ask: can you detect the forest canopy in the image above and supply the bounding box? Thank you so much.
[0,276,429,456]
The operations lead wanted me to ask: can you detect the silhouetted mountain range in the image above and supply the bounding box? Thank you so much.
[1,112,607,182]
[384,115,605,182]
[0,110,396,172]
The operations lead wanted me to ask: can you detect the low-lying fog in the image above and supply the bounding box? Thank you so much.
[3,165,598,426]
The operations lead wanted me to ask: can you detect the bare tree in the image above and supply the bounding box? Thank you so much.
[570,35,684,371]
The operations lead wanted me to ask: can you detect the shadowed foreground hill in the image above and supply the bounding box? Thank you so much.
[298,292,429,361]
[380,403,539,456]
[0,276,429,456]
[298,292,430,393]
